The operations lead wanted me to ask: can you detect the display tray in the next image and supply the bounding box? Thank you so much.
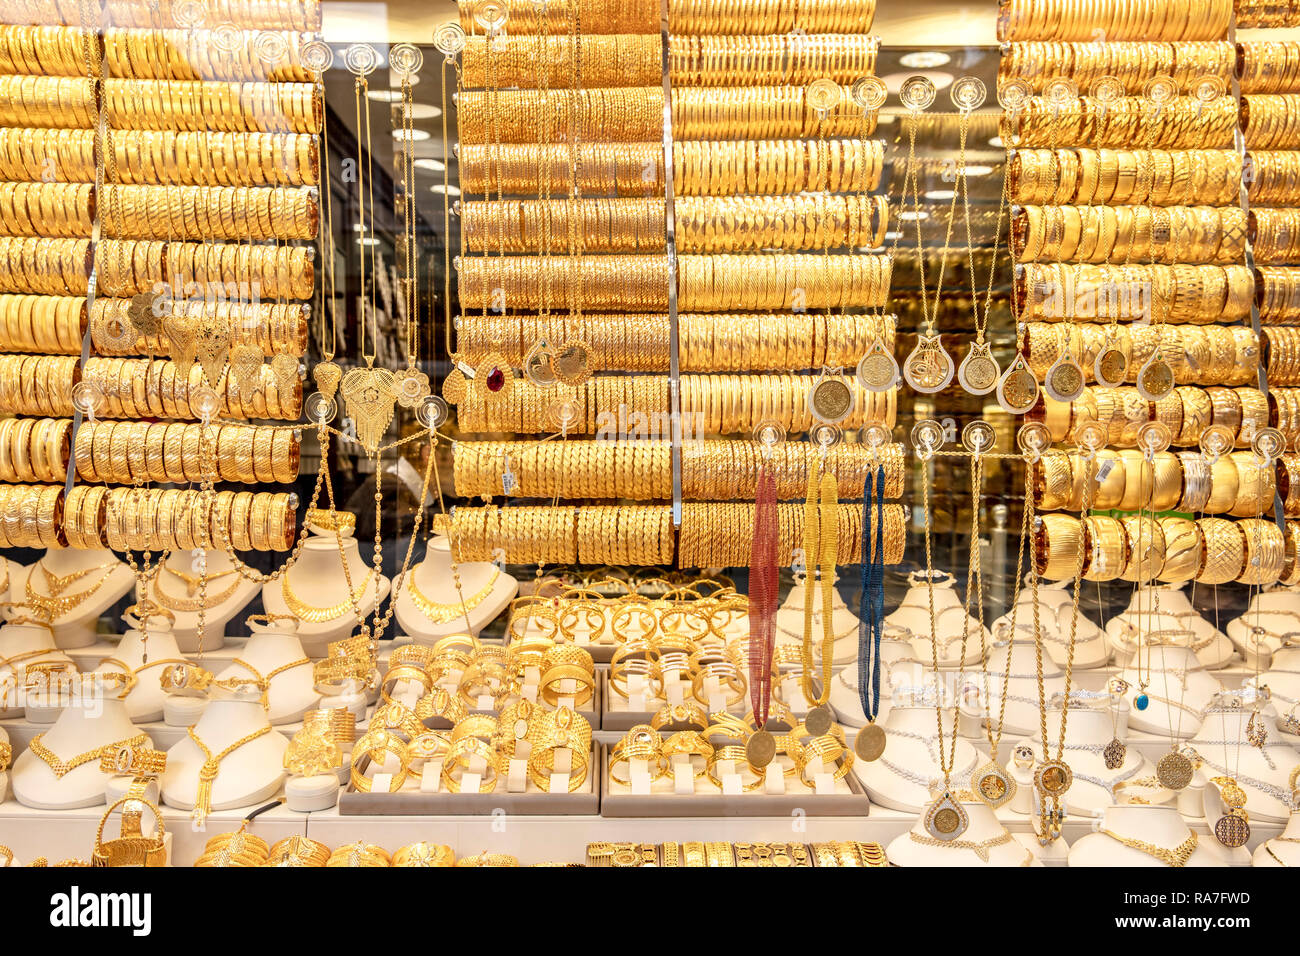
[417,676,602,731]
[599,745,871,818]
[338,744,602,816]
[600,671,804,732]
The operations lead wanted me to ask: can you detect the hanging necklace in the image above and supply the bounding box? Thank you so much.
[853,429,889,762]
[1039,79,1086,405]
[798,447,839,737]
[152,564,240,613]
[391,42,431,410]
[899,76,955,394]
[851,74,899,394]
[913,419,972,841]
[745,428,781,770]
[408,568,500,623]
[186,724,272,828]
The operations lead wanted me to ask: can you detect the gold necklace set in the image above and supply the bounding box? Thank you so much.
[1099,828,1199,867]
[28,732,150,778]
[186,724,273,828]
[152,565,241,613]
[280,570,376,624]
[407,567,500,623]
[25,561,118,618]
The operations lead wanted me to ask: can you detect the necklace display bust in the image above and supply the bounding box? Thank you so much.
[394,535,517,642]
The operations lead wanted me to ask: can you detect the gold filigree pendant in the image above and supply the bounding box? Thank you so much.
[270,353,300,395]
[341,364,397,456]
[1103,736,1126,770]
[996,352,1040,414]
[194,310,231,388]
[164,312,197,375]
[228,343,263,402]
[312,359,342,400]
[902,333,955,394]
[971,760,1016,809]
[923,790,969,841]
[855,337,899,392]
[1156,750,1194,791]
[956,341,1000,396]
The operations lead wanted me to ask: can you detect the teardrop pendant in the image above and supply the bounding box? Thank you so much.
[923,790,969,841]
[902,333,955,394]
[1135,350,1174,401]
[996,352,1040,414]
[956,341,1000,396]
[855,337,900,392]
[1094,343,1128,387]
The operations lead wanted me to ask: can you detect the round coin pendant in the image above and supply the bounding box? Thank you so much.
[956,342,1000,395]
[854,722,887,761]
[746,729,777,768]
[803,705,833,737]
[996,353,1040,414]
[924,791,969,841]
[855,337,900,392]
[553,340,592,386]
[1034,759,1072,798]
[971,760,1016,809]
[903,334,955,394]
[1156,750,1193,791]
[1094,345,1128,388]
[1136,353,1174,401]
[808,376,854,424]
[1043,353,1085,403]
[1103,737,1126,771]
[1214,810,1250,849]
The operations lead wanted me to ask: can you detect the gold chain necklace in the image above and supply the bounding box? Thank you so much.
[29,732,149,778]
[908,830,1014,863]
[280,570,375,624]
[153,568,242,612]
[799,465,837,717]
[186,724,273,827]
[26,561,118,618]
[407,568,500,623]
[1099,828,1198,867]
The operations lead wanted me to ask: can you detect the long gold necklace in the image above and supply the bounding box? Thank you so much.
[1099,828,1198,867]
[408,568,500,623]
[186,724,273,828]
[28,732,150,778]
[280,570,375,624]
[153,565,241,612]
[26,561,118,618]
[798,460,838,734]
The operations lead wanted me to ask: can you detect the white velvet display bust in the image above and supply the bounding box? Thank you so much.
[1225,586,1300,669]
[773,574,860,666]
[884,571,986,668]
[1106,584,1235,669]
[161,694,288,815]
[990,579,1110,669]
[394,535,517,642]
[11,696,151,810]
[1253,810,1300,867]
[887,797,1037,866]
[1117,643,1222,738]
[14,547,134,649]
[1189,709,1295,823]
[215,616,318,725]
[0,617,72,718]
[101,611,190,723]
[139,550,260,653]
[260,526,390,658]
[851,702,986,813]
[1069,803,1232,866]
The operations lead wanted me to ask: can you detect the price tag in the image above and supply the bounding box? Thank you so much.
[628,673,648,712]
[419,760,443,792]
[630,758,652,795]
[764,764,786,794]
[671,754,695,794]
[476,694,494,711]
[705,674,727,714]
[506,757,528,792]
[369,772,394,793]
[718,759,742,795]
[666,677,686,707]
[549,747,572,793]
[782,676,809,715]
[813,760,835,795]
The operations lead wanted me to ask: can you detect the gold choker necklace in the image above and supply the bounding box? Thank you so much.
[1099,828,1198,867]
[153,567,241,613]
[29,731,150,778]
[407,568,500,623]
[26,561,118,618]
[280,570,375,624]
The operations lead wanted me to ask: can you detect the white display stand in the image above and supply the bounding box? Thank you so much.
[1014,704,1159,819]
[773,574,860,666]
[828,634,920,726]
[100,614,190,723]
[0,617,72,718]
[1225,586,1300,670]
[160,696,288,816]
[1263,644,1300,740]
[140,551,260,653]
[1105,584,1236,669]
[10,696,151,810]
[887,797,1039,866]
[1189,709,1295,823]
[884,572,987,668]
[1253,811,1300,867]
[214,617,318,725]
[1068,803,1233,866]
[394,535,516,642]
[0,555,16,603]
[1117,644,1222,738]
[968,638,1066,738]
[260,528,390,658]
[990,579,1110,669]
[851,702,987,813]
[19,547,134,649]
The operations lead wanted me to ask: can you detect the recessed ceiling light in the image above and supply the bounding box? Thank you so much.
[963,164,994,176]
[898,210,929,221]
[884,230,903,240]
[430,183,461,196]
[403,103,442,120]
[414,158,447,172]
[899,51,951,69]
[392,128,431,142]
[367,89,403,103]
[924,189,956,201]
[356,236,380,246]
[988,136,1004,148]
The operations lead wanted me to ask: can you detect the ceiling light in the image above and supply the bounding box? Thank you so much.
[898,211,929,221]
[963,164,994,176]
[392,128,431,142]
[367,89,403,103]
[925,189,956,201]
[430,183,461,196]
[884,230,903,240]
[414,158,447,172]
[988,136,1004,148]
[356,236,380,246]
[899,51,951,69]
